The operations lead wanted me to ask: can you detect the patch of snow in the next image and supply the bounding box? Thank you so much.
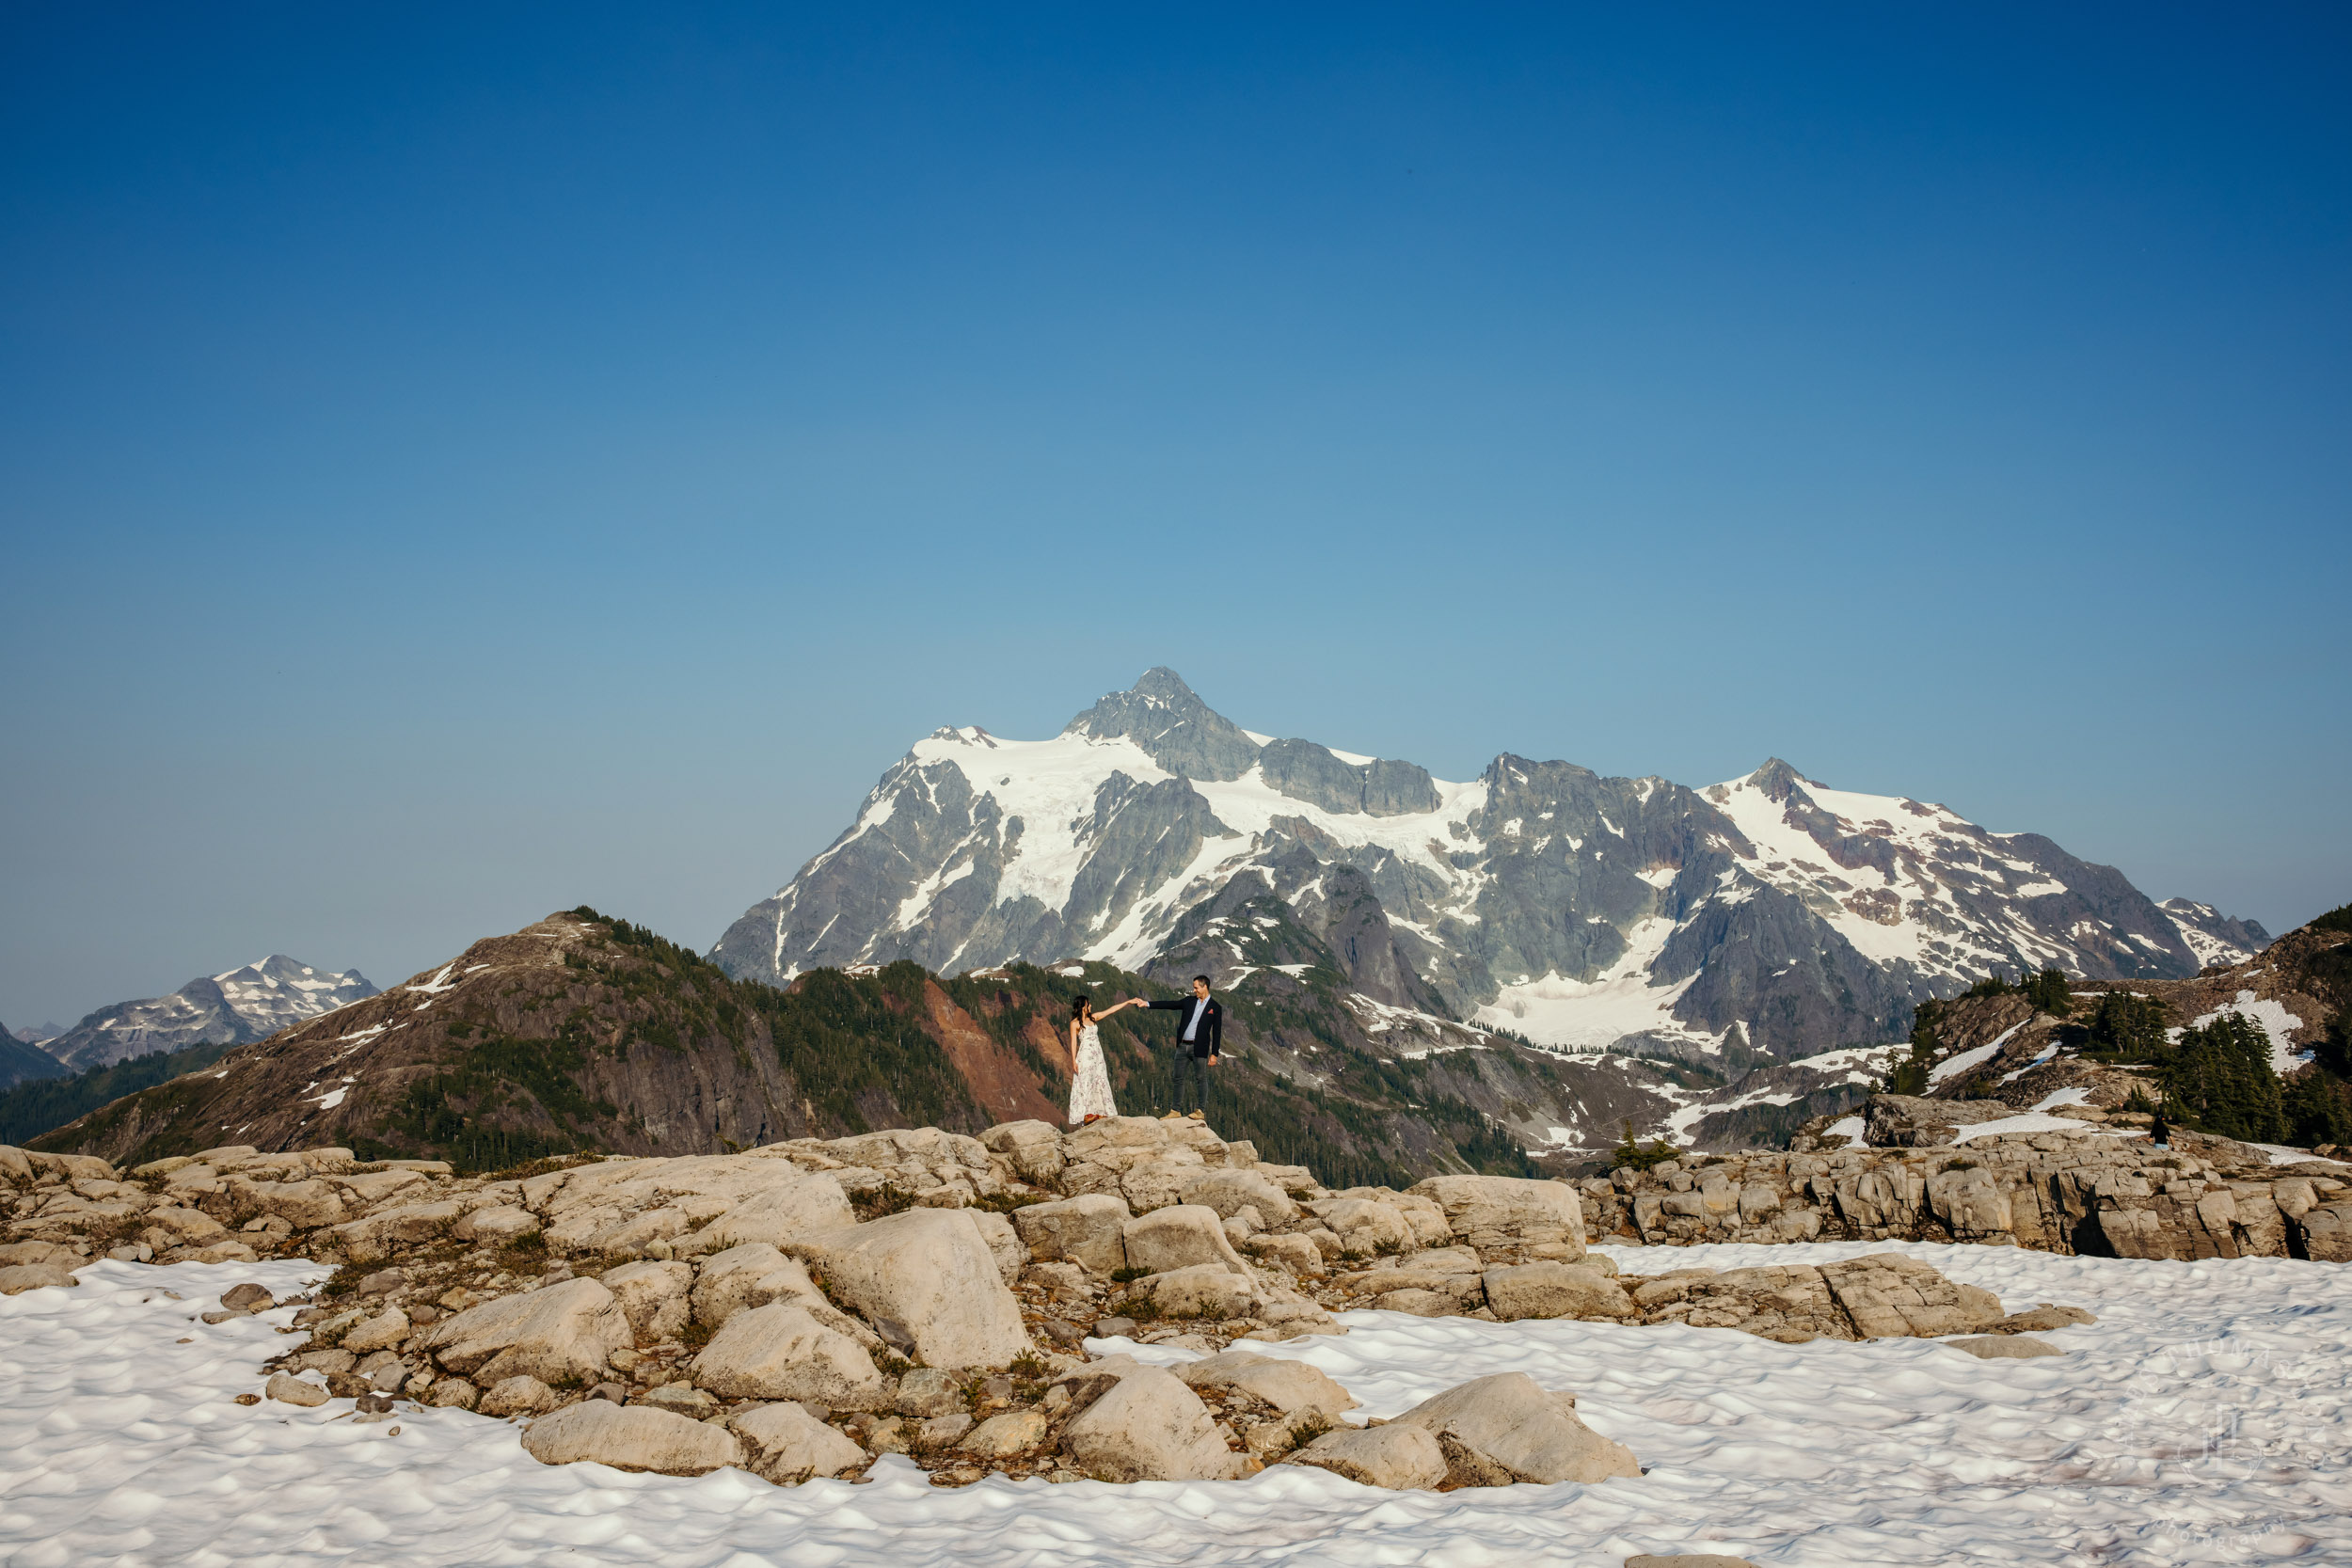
[1821,1115,1866,1142]
[2192,991,2305,1075]
[1951,1113,2137,1144]
[1470,919,1711,1051]
[1929,1020,2027,1085]
[2028,1085,2092,1112]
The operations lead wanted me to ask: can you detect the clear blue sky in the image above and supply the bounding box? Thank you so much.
[4,4,2346,1028]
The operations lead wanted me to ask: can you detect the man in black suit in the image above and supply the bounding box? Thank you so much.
[1143,974,1221,1116]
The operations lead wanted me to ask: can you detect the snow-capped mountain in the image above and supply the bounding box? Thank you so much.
[711,669,2254,1061]
[2156,898,2272,970]
[39,957,377,1071]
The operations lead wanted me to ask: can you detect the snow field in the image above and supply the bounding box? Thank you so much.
[5,1243,2349,1567]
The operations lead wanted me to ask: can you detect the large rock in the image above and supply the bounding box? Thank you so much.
[480,1375,558,1417]
[959,1409,1049,1459]
[1287,1422,1448,1489]
[1011,1194,1130,1275]
[1058,1365,1247,1481]
[691,1243,881,1348]
[1138,1263,1257,1319]
[1122,1205,1248,1275]
[730,1402,868,1483]
[602,1259,693,1342]
[264,1372,329,1407]
[342,1307,410,1353]
[1862,1093,2015,1148]
[453,1205,541,1243]
[967,1209,1025,1283]
[418,1276,631,1385]
[798,1210,1031,1370]
[691,1303,889,1407]
[1175,1351,1358,1418]
[1179,1169,1299,1226]
[521,1401,745,1476]
[1309,1197,1415,1256]
[2298,1202,2352,1262]
[226,1177,349,1229]
[1483,1262,1634,1322]
[1391,1372,1638,1486]
[1406,1176,1585,1255]
[1818,1254,2003,1338]
[0,1263,77,1295]
[691,1167,855,1252]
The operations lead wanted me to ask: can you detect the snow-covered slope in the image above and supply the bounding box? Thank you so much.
[711,670,2256,1062]
[40,956,377,1071]
[2158,898,2273,969]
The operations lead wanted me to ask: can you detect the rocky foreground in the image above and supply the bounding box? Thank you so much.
[0,1112,2108,1497]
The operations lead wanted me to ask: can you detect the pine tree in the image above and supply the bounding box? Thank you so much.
[2021,968,2074,1017]
[2162,1013,2286,1144]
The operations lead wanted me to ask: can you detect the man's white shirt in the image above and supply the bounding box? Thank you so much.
[1182,996,1210,1042]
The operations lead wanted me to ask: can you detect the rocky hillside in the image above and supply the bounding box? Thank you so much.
[26,910,1642,1185]
[40,955,378,1071]
[711,669,2254,1066]
[1854,903,2351,1148]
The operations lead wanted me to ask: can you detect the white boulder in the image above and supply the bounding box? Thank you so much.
[418,1276,631,1385]
[798,1209,1031,1370]
[691,1303,890,1407]
[521,1401,745,1476]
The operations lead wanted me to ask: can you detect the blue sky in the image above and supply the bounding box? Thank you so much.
[4,4,2346,1026]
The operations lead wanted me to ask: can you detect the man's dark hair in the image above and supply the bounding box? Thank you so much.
[1192,975,1212,989]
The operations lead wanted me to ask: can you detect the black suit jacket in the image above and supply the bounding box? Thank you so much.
[1145,995,1222,1059]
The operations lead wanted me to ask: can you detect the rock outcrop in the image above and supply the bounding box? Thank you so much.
[1577,1104,2352,1263]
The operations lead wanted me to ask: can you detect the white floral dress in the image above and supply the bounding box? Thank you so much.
[1068,1021,1117,1124]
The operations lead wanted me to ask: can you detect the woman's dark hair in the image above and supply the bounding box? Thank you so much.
[1071,995,1092,1021]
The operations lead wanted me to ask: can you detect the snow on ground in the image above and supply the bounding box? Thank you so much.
[8,1246,2350,1567]
[1952,1113,2143,1145]
[1931,1021,2027,1085]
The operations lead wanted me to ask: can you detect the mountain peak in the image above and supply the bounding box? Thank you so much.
[1130,666,1199,701]
[1747,758,1814,804]
[1062,669,1261,781]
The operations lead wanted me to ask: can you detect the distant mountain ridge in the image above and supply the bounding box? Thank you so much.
[0,1031,64,1090]
[712,669,2261,1064]
[39,956,378,1071]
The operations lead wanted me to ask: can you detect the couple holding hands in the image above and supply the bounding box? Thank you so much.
[1066,976,1222,1126]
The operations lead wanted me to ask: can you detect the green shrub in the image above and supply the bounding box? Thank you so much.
[1610,1118,1679,1171]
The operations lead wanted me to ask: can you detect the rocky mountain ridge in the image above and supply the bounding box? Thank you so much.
[711,669,2258,1066]
[39,956,379,1071]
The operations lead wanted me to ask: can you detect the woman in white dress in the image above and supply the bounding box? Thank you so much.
[1067,994,1143,1126]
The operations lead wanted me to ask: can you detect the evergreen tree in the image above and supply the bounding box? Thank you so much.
[2021,968,2074,1017]
[2161,1013,2286,1144]
[2085,991,2171,1061]
[1884,1000,1940,1095]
